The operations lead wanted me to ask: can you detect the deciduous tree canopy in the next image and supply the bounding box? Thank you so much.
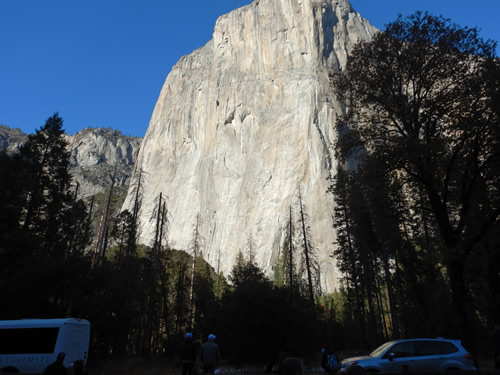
[333,11,500,350]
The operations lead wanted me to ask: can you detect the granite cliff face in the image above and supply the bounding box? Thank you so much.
[125,0,377,291]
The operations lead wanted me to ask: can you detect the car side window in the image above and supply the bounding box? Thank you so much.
[415,341,441,356]
[387,342,415,358]
[438,342,459,354]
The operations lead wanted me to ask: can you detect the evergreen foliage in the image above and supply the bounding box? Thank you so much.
[220,252,321,367]
[0,114,91,318]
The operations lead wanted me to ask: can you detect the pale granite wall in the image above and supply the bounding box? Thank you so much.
[124,0,377,292]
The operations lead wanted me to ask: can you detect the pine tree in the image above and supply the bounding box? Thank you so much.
[286,206,296,293]
[125,166,145,256]
[330,168,368,348]
[0,151,27,267]
[110,210,133,262]
[229,250,267,288]
[19,113,74,258]
[0,113,92,318]
[275,206,301,302]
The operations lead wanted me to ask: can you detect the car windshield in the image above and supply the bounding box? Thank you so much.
[370,341,396,357]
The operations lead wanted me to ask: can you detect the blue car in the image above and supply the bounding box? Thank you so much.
[340,338,476,373]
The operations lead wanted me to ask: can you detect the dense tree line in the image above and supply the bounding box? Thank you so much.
[0,114,329,366]
[0,113,91,319]
[330,12,499,355]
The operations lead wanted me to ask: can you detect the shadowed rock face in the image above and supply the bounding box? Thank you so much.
[124,0,377,292]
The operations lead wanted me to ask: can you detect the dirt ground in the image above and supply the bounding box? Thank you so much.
[85,356,499,375]
[86,357,322,375]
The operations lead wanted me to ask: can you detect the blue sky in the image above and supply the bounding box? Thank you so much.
[1,0,499,137]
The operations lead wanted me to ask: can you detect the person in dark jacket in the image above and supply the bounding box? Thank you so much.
[42,352,67,375]
[492,324,500,369]
[281,357,304,375]
[277,347,293,374]
[180,332,197,375]
[73,359,87,375]
[320,345,339,374]
[200,334,220,374]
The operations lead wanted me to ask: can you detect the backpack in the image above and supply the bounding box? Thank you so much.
[326,353,339,372]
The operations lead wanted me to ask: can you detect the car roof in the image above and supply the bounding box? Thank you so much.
[394,338,461,344]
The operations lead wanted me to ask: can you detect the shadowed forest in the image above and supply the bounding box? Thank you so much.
[0,12,499,370]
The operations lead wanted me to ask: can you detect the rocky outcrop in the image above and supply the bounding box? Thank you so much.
[0,125,141,199]
[0,125,27,153]
[123,0,378,292]
[66,128,141,198]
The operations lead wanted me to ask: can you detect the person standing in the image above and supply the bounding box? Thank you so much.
[320,345,339,374]
[73,360,87,375]
[200,334,220,374]
[42,352,67,375]
[277,347,293,375]
[492,324,500,369]
[281,357,305,375]
[180,332,197,375]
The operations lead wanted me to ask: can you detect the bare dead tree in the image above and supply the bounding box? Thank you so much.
[288,206,295,294]
[94,164,118,263]
[188,213,202,329]
[297,188,320,312]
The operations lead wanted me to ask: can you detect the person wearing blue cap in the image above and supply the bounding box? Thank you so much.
[180,332,197,375]
[200,333,220,374]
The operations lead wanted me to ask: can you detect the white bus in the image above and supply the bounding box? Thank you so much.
[0,318,90,374]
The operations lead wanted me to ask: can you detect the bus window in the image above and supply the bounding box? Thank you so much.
[0,328,59,354]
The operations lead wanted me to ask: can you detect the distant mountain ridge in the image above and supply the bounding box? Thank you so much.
[0,125,142,199]
[0,125,26,153]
